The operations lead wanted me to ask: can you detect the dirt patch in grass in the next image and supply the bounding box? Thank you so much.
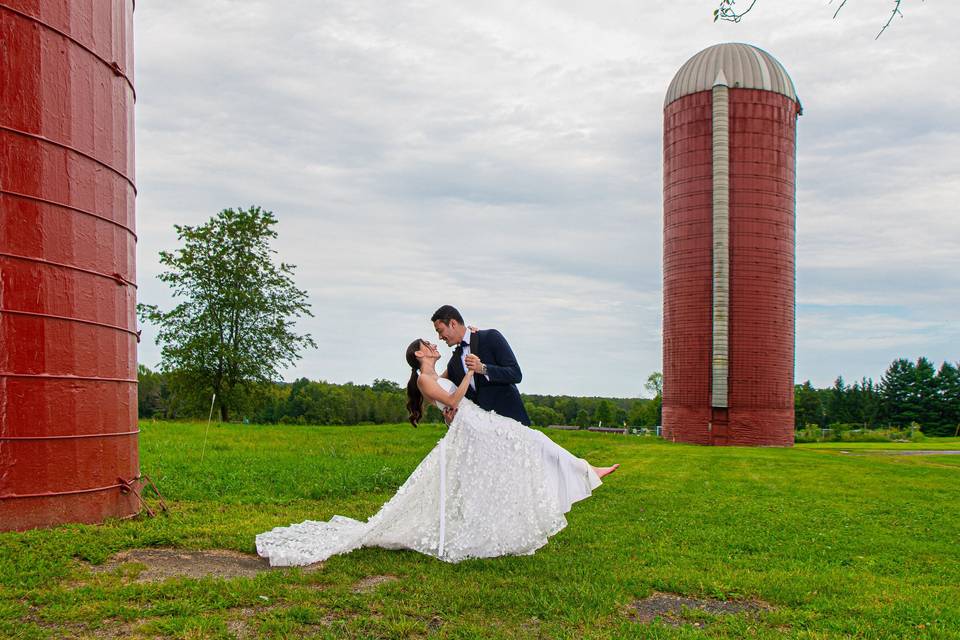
[20,605,144,640]
[226,604,352,638]
[225,606,280,640]
[628,591,772,627]
[88,548,321,582]
[226,615,254,640]
[351,574,399,593]
[84,620,144,639]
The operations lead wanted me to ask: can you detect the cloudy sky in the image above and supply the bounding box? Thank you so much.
[133,1,959,397]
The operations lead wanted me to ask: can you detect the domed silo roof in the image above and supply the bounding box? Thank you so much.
[665,42,799,109]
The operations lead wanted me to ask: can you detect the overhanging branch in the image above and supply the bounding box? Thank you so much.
[714,0,921,37]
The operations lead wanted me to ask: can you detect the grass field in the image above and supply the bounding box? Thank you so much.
[1,422,958,639]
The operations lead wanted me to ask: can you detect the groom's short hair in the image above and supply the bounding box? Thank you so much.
[431,305,464,326]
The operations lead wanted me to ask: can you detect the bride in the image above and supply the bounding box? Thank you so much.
[255,339,619,566]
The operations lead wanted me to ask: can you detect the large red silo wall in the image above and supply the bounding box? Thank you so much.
[0,0,139,530]
[662,89,797,446]
[662,91,714,444]
[726,90,797,446]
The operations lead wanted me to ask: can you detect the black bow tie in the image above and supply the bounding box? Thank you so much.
[459,341,469,348]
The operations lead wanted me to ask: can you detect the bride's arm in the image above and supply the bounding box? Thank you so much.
[418,370,475,409]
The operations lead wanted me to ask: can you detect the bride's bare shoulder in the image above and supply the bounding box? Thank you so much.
[417,373,434,388]
[417,374,443,399]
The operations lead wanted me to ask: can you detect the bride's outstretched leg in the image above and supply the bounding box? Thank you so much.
[591,463,620,479]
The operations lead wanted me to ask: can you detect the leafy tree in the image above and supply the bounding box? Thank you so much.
[526,404,564,428]
[574,409,591,428]
[594,400,614,426]
[645,372,663,397]
[643,372,663,425]
[553,397,577,423]
[251,382,291,423]
[139,206,316,421]
[137,364,206,419]
[645,395,663,426]
[372,378,401,393]
[137,364,164,418]
[794,380,823,428]
[611,405,628,427]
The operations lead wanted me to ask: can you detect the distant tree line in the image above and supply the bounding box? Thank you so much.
[795,357,960,437]
[137,366,662,428]
[141,356,958,435]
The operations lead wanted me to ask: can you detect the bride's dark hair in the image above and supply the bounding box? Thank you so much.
[405,339,424,427]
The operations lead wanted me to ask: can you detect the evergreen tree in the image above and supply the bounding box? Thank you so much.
[840,377,880,428]
[934,362,960,437]
[827,376,850,425]
[914,357,941,434]
[847,379,864,426]
[881,358,916,427]
[855,377,881,427]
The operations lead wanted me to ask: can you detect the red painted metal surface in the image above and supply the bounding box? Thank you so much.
[0,0,139,530]
[662,89,799,446]
[663,91,714,445]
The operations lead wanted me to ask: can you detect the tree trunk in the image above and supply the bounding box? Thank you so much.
[220,402,229,423]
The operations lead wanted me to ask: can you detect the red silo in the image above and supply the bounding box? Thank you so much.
[662,43,800,446]
[0,0,139,529]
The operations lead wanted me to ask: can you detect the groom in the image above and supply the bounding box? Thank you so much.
[432,305,531,425]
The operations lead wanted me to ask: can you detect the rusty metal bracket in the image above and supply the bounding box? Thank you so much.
[119,475,168,518]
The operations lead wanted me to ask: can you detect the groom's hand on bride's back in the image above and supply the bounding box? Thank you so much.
[443,407,457,425]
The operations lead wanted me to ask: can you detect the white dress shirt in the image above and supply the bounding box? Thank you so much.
[458,327,476,390]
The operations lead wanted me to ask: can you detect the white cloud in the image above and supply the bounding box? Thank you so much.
[134,0,960,395]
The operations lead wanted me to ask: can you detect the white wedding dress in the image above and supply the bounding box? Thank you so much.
[256,378,602,566]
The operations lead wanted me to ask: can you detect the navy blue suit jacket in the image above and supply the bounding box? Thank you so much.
[446,329,531,426]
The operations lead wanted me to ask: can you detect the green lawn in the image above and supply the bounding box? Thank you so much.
[1,422,958,639]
